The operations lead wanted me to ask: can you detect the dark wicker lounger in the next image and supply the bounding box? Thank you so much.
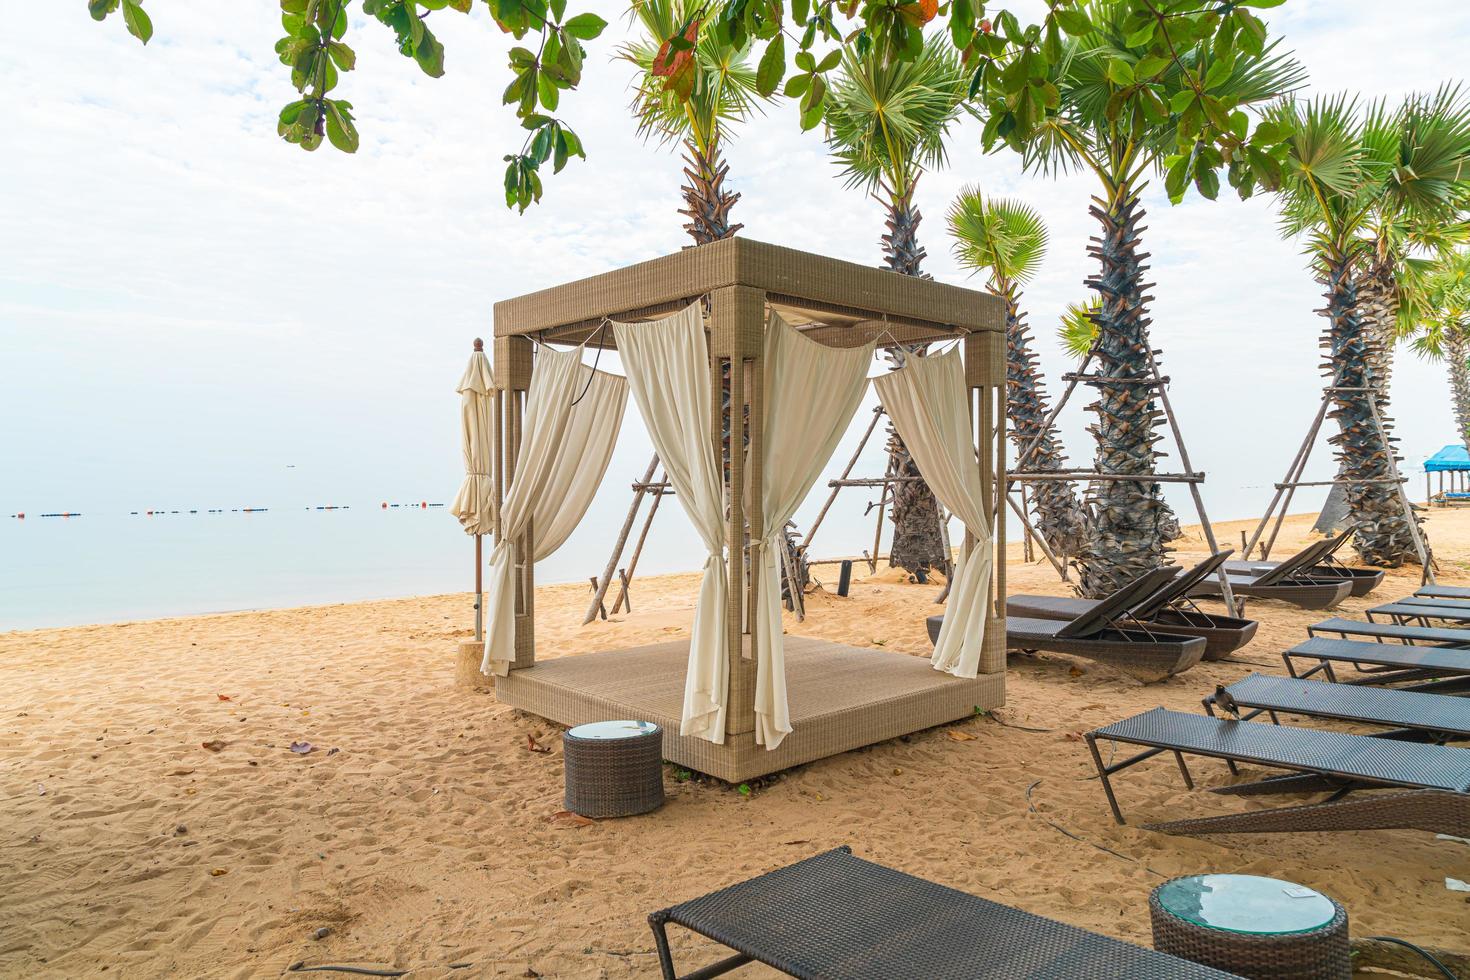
[1308,617,1470,647]
[1283,637,1470,692]
[1006,553,1257,661]
[1418,584,1470,600]
[1366,600,1470,627]
[1188,573,1351,610]
[1203,672,1470,743]
[648,846,1236,979]
[930,567,1206,682]
[1221,525,1383,599]
[1085,708,1470,837]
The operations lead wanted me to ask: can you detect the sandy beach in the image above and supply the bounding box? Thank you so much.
[3,510,1469,978]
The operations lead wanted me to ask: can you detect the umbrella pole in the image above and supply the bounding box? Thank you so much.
[474,533,483,641]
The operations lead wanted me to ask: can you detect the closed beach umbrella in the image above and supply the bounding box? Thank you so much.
[450,339,495,636]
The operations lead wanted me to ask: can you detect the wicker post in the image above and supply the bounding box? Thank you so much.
[709,285,765,741]
[967,329,1007,675]
[495,334,536,670]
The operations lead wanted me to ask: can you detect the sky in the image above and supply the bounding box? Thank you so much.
[3,1,1470,589]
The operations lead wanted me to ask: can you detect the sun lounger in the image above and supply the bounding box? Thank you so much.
[1188,572,1351,611]
[1366,600,1470,627]
[1307,617,1470,647]
[1418,584,1470,600]
[649,846,1236,979]
[929,568,1207,682]
[1004,552,1257,661]
[1221,526,1383,598]
[1282,637,1470,692]
[1204,673,1470,743]
[1084,707,1470,836]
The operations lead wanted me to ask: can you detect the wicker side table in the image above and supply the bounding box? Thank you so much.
[1150,874,1350,979]
[563,720,665,818]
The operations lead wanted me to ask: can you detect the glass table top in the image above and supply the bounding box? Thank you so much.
[567,720,661,740]
[1156,875,1336,935]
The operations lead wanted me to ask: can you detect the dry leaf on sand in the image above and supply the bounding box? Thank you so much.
[200,740,228,752]
[549,810,594,827]
[947,730,977,742]
[525,734,552,754]
[216,694,232,702]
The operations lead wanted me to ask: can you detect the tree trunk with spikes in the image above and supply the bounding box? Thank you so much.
[881,182,947,577]
[1446,332,1470,453]
[1073,189,1180,597]
[679,139,743,246]
[881,182,928,277]
[1317,254,1401,534]
[1319,251,1425,566]
[1001,289,1090,556]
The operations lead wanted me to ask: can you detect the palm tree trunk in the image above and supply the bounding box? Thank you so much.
[1073,187,1180,597]
[1320,250,1424,566]
[1002,289,1090,556]
[679,137,743,246]
[881,181,946,577]
[1447,333,1470,452]
[1316,253,1401,533]
[881,181,928,277]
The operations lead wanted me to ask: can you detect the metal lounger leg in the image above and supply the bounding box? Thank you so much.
[1085,733,1126,825]
[649,914,753,980]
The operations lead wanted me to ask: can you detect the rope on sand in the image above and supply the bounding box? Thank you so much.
[287,964,408,977]
[1025,780,1166,879]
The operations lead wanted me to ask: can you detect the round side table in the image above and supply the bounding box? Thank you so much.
[563,720,665,818]
[1150,874,1350,979]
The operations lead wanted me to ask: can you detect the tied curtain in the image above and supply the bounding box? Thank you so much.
[612,305,730,742]
[874,347,994,678]
[449,347,496,536]
[753,314,873,748]
[482,346,628,676]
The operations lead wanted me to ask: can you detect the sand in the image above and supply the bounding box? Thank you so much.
[3,510,1469,978]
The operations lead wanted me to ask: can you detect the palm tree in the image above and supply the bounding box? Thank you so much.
[1314,86,1470,530]
[825,35,967,276]
[1407,247,1470,450]
[1018,2,1306,595]
[825,37,967,576]
[1267,94,1436,566]
[948,186,1090,558]
[1057,298,1102,358]
[621,0,766,245]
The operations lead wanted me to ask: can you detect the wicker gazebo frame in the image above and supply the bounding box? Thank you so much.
[486,237,1009,781]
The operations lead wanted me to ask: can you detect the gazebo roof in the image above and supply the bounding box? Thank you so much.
[1426,443,1470,472]
[493,237,1005,350]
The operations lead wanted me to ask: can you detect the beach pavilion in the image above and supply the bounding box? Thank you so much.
[1426,443,1470,506]
[480,238,1009,782]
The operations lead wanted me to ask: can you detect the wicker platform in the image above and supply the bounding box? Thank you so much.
[496,637,1005,783]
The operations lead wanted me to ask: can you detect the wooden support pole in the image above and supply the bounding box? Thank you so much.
[800,405,883,553]
[1146,348,1236,617]
[611,473,668,615]
[583,453,659,624]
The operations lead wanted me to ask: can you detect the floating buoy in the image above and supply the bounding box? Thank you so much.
[421,501,427,509]
[381,502,387,509]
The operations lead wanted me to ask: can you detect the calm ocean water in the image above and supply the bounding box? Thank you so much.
[0,506,479,633]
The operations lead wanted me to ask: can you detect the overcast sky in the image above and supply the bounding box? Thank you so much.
[3,2,1469,577]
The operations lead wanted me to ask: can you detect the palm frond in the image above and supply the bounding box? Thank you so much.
[1057,297,1101,358]
[946,184,1049,291]
[824,35,967,193]
[619,0,768,152]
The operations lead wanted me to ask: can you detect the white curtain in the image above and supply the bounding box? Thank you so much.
[612,304,731,744]
[874,347,994,678]
[753,314,874,748]
[449,348,496,536]
[482,346,628,676]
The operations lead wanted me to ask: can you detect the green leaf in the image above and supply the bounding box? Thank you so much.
[414,29,445,77]
[1053,9,1091,36]
[88,0,116,23]
[1123,20,1154,48]
[1170,89,1195,114]
[1194,165,1220,200]
[537,72,559,110]
[1106,59,1134,87]
[1202,58,1231,90]
[794,49,815,72]
[324,99,359,152]
[122,0,152,44]
[815,49,840,72]
[1133,54,1168,79]
[1165,154,1190,202]
[562,12,606,40]
[326,39,355,71]
[756,34,785,98]
[784,73,811,98]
